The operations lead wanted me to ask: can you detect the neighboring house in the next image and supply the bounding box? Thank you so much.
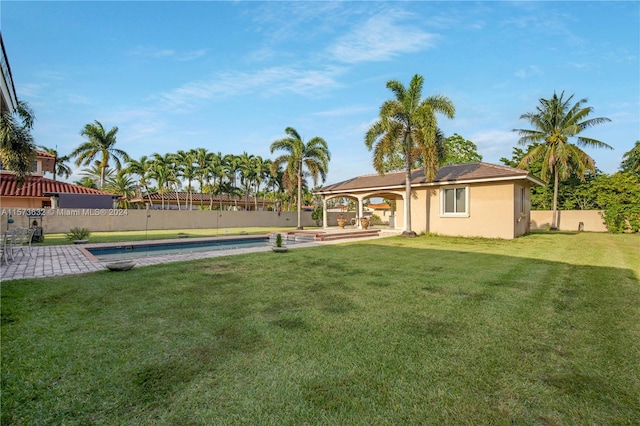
[131,191,275,211]
[315,162,545,239]
[365,202,392,221]
[1,151,117,209]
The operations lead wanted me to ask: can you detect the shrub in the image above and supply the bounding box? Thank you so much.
[65,227,91,241]
[311,206,323,226]
[275,233,283,247]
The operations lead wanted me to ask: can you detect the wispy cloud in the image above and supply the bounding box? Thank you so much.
[515,65,543,79]
[327,11,439,64]
[129,46,207,61]
[153,66,344,111]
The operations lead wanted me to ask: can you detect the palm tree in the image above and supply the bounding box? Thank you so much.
[193,148,211,208]
[365,74,455,236]
[0,100,36,185]
[70,120,129,189]
[237,152,257,210]
[150,153,179,210]
[125,155,154,207]
[175,149,197,210]
[80,160,115,188]
[513,91,612,229]
[38,146,72,181]
[270,127,330,230]
[104,170,136,208]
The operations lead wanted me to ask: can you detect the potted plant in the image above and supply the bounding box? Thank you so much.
[337,215,347,229]
[360,217,370,229]
[65,227,91,244]
[272,233,288,253]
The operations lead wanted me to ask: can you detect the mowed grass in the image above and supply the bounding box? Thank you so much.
[2,232,639,425]
[37,227,303,246]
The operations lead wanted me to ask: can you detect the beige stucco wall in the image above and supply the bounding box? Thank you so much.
[1,196,49,209]
[423,182,518,239]
[1,209,317,234]
[530,210,607,232]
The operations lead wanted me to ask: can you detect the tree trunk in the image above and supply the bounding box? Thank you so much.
[551,167,559,230]
[297,160,303,230]
[402,135,416,237]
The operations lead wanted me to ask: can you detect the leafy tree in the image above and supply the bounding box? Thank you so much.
[441,133,482,165]
[365,74,455,236]
[38,146,72,181]
[70,120,129,189]
[0,100,36,185]
[513,91,612,229]
[580,172,640,233]
[270,127,330,230]
[620,141,640,176]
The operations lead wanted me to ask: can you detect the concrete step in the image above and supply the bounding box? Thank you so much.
[316,229,380,241]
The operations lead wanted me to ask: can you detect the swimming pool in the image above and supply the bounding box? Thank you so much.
[85,235,284,261]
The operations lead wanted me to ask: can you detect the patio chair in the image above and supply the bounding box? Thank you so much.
[7,228,34,260]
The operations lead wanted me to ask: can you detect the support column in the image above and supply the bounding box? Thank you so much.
[357,196,364,229]
[322,197,328,229]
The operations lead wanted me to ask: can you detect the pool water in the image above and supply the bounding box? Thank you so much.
[86,236,276,261]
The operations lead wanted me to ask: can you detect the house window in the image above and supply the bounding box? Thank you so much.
[519,187,525,214]
[441,186,469,217]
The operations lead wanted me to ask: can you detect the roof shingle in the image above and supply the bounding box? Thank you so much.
[317,162,542,193]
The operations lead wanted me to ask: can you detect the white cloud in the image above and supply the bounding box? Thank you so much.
[153,66,344,111]
[327,11,439,64]
[515,65,543,79]
[129,46,207,61]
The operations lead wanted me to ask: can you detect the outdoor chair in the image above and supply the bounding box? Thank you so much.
[7,228,34,260]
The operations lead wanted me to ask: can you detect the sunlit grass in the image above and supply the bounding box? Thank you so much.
[36,227,309,246]
[2,232,639,424]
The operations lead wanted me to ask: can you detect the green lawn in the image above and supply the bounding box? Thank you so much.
[36,227,304,246]
[2,232,639,424]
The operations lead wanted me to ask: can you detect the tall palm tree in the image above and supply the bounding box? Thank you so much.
[38,146,72,181]
[176,149,198,210]
[513,91,612,229]
[365,74,455,236]
[125,155,154,206]
[193,147,211,208]
[237,152,257,210]
[0,100,36,185]
[150,153,179,210]
[270,127,330,230]
[70,120,129,189]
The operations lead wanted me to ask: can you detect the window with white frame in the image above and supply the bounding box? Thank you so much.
[441,186,469,217]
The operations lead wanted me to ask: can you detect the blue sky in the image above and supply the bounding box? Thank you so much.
[2,1,639,186]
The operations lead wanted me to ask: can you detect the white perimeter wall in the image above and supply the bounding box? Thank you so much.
[3,209,324,233]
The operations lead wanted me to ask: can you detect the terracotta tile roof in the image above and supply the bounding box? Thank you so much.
[36,151,56,158]
[0,173,112,197]
[367,203,391,210]
[317,162,543,193]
